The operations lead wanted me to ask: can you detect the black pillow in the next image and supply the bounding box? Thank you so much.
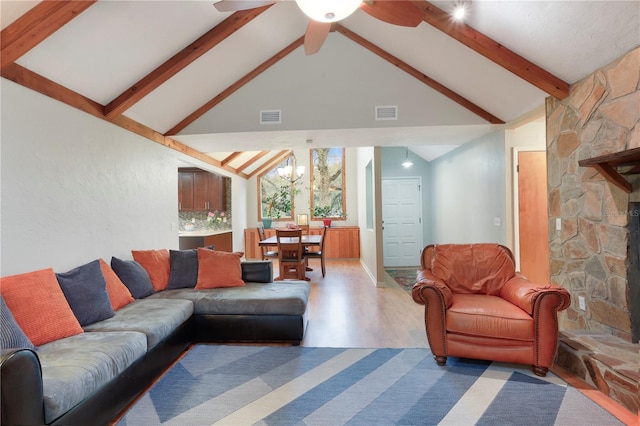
[110,257,155,299]
[56,260,115,326]
[0,296,35,349]
[167,249,198,289]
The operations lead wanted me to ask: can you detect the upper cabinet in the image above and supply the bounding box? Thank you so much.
[179,168,228,212]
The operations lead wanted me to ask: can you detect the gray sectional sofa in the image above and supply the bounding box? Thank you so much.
[0,260,310,426]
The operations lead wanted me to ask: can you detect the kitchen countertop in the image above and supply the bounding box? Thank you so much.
[178,229,232,237]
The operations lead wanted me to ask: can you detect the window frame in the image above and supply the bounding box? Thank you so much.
[310,147,346,221]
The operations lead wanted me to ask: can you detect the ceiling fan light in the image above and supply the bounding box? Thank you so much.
[295,0,362,23]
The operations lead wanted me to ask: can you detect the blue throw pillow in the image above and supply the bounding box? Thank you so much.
[56,260,115,326]
[110,257,155,299]
[0,295,35,349]
[167,249,198,289]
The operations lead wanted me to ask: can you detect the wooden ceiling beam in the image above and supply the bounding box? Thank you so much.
[104,5,273,119]
[411,1,570,99]
[221,152,244,166]
[335,25,504,124]
[1,1,96,70]
[236,151,271,173]
[2,63,231,173]
[249,150,291,179]
[167,36,305,136]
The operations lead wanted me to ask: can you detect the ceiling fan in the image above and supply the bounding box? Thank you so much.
[213,0,423,55]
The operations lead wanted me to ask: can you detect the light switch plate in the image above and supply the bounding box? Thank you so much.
[556,218,562,231]
[578,295,586,311]
[493,217,502,227]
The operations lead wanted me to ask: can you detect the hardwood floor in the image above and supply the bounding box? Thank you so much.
[299,260,427,348]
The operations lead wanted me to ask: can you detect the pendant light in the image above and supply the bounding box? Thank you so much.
[402,147,413,168]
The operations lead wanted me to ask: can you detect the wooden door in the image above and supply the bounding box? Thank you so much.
[518,151,549,283]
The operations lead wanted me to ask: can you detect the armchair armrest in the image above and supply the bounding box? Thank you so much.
[501,274,571,316]
[411,270,453,359]
[241,260,273,283]
[412,270,453,308]
[1,348,45,425]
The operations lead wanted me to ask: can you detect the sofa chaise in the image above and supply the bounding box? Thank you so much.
[1,249,310,426]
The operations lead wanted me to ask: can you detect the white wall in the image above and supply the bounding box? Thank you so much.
[1,80,180,276]
[429,129,507,245]
[356,146,383,285]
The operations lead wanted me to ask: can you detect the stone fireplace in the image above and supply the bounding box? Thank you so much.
[546,46,639,412]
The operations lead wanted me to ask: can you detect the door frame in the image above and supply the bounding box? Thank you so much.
[512,147,547,271]
[381,176,424,267]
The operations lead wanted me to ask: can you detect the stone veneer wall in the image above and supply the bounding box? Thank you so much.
[546,46,639,342]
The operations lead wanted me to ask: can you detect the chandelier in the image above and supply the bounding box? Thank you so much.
[278,153,305,183]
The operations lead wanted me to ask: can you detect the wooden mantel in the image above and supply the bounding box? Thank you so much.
[578,147,640,193]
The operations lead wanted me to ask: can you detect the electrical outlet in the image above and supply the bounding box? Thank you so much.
[578,296,586,311]
[493,217,502,227]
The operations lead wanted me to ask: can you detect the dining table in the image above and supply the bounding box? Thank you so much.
[258,234,322,248]
[258,234,323,280]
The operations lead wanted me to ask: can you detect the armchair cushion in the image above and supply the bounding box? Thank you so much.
[447,294,534,341]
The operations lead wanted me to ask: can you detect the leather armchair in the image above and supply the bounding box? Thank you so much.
[412,243,570,376]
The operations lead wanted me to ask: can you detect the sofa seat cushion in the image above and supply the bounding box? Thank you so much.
[83,299,193,349]
[446,294,534,342]
[149,281,310,316]
[37,331,147,424]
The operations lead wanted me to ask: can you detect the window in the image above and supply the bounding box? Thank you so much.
[258,159,294,220]
[310,148,346,220]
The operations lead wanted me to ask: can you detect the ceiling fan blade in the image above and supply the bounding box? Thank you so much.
[213,0,277,12]
[304,21,331,55]
[360,1,423,27]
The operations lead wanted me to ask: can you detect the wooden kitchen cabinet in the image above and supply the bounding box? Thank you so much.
[179,168,227,212]
[178,172,194,211]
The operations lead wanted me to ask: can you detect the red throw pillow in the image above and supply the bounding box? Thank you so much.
[131,249,170,292]
[99,259,134,310]
[0,268,83,346]
[195,249,245,289]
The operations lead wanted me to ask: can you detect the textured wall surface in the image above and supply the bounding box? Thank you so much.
[546,47,639,341]
[1,80,179,276]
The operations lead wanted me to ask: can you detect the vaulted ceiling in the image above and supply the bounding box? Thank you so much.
[2,1,638,178]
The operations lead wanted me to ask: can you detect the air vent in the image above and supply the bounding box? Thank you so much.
[375,105,398,121]
[260,110,281,124]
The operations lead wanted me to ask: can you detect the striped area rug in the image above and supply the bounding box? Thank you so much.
[117,345,622,425]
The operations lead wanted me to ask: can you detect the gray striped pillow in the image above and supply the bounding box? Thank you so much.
[1,295,35,349]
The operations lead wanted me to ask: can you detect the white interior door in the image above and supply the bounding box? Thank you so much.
[382,178,423,267]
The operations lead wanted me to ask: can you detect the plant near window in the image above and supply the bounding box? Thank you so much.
[263,184,295,219]
[312,205,332,218]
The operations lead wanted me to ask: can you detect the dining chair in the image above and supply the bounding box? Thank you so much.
[275,229,307,281]
[257,225,278,260]
[304,226,328,277]
[298,224,310,235]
